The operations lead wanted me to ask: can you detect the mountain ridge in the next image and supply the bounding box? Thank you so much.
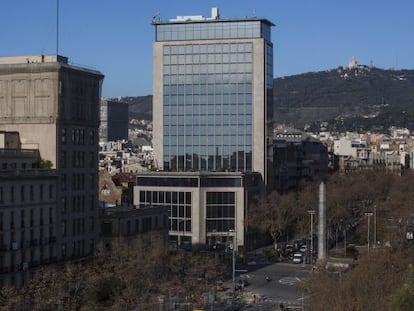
[118,66,414,132]
[273,66,414,131]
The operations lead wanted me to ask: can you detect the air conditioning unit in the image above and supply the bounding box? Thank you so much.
[12,241,18,250]
[22,262,29,271]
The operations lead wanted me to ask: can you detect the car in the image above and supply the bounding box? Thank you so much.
[299,245,308,253]
[235,278,249,290]
[293,252,303,264]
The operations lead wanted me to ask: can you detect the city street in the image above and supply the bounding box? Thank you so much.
[231,261,312,309]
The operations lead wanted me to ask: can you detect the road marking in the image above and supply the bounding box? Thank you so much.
[278,277,301,286]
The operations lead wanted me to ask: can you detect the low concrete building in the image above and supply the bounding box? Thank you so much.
[134,171,263,251]
[100,205,168,239]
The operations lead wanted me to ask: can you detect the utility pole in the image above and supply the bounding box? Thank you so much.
[228,229,236,296]
[374,206,377,248]
[365,212,373,252]
[318,182,326,261]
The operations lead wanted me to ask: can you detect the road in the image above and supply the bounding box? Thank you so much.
[236,261,311,308]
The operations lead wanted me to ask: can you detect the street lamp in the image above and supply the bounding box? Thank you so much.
[374,206,377,248]
[308,210,315,264]
[365,212,373,252]
[228,229,236,295]
[177,219,186,249]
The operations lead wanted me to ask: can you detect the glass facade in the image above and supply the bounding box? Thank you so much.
[156,20,271,42]
[139,190,192,233]
[162,42,253,172]
[156,18,273,175]
[206,192,235,232]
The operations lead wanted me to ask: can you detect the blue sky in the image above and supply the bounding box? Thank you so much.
[1,0,414,97]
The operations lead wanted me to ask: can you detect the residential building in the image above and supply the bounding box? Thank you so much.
[333,135,407,174]
[0,55,104,264]
[135,8,274,250]
[0,132,58,288]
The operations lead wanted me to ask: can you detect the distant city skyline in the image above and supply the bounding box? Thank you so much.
[2,0,414,97]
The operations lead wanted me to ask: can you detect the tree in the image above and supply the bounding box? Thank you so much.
[248,191,297,247]
[303,247,414,311]
[38,158,53,169]
[389,272,414,311]
[0,232,226,310]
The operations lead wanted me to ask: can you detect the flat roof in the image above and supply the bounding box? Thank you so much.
[0,54,103,77]
[153,17,274,27]
[0,55,68,65]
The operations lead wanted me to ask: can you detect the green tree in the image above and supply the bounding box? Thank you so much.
[38,158,53,169]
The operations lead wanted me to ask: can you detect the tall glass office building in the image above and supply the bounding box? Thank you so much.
[152,8,273,183]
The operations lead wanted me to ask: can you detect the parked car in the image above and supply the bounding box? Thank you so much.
[293,252,303,264]
[235,278,248,290]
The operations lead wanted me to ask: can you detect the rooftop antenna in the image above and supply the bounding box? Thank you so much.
[152,12,160,23]
[56,0,60,55]
[253,8,256,17]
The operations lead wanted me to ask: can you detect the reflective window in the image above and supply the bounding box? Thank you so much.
[156,20,269,41]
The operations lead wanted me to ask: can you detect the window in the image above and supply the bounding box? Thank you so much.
[61,128,67,144]
[89,130,95,145]
[206,192,235,232]
[49,184,53,199]
[10,186,14,203]
[40,209,43,226]
[90,195,94,210]
[30,185,34,201]
[10,211,14,229]
[61,175,66,191]
[89,152,95,168]
[61,151,67,168]
[61,243,67,258]
[40,184,44,200]
[20,210,25,228]
[61,221,66,237]
[30,209,34,227]
[61,197,67,214]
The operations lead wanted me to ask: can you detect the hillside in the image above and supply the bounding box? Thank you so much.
[122,66,414,133]
[274,66,414,131]
[118,95,152,121]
